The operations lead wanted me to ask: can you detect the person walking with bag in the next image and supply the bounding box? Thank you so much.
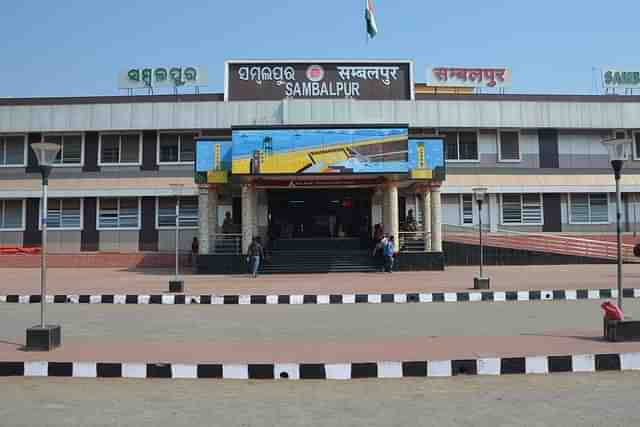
[383,235,395,273]
[247,237,264,278]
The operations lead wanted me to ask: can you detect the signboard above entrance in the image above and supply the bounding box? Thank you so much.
[225,60,414,101]
[231,126,445,181]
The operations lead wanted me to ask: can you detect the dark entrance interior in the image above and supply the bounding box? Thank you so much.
[268,189,372,239]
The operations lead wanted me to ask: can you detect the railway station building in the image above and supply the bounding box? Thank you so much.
[1,60,640,273]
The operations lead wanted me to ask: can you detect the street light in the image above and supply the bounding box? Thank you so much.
[26,141,62,351]
[169,184,185,293]
[472,187,490,289]
[601,137,632,311]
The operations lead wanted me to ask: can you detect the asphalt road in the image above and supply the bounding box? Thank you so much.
[1,373,639,427]
[2,300,640,344]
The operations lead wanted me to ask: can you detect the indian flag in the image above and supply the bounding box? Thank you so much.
[365,0,378,39]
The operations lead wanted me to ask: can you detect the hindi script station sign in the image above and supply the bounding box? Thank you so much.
[427,66,511,89]
[225,60,414,101]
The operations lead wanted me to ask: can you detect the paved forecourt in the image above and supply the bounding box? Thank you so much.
[0,264,638,297]
[2,301,640,379]
[3,373,640,427]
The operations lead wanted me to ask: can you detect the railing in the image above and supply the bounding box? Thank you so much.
[398,231,432,253]
[443,224,637,262]
[212,233,242,255]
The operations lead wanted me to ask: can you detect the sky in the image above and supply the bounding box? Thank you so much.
[1,0,638,98]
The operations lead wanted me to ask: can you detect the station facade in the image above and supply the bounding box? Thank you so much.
[2,60,640,271]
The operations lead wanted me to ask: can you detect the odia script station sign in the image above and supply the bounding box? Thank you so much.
[225,60,414,101]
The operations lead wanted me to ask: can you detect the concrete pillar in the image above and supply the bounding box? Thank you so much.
[197,185,217,254]
[241,184,255,254]
[383,182,399,241]
[422,188,432,251]
[371,188,383,228]
[430,186,443,252]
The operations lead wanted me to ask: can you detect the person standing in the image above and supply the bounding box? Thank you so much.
[191,237,199,273]
[247,236,264,278]
[383,235,395,273]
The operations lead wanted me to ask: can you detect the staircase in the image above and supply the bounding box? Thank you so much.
[262,238,378,274]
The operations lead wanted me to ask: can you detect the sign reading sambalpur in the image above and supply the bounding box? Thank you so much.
[225,60,414,101]
[118,66,208,89]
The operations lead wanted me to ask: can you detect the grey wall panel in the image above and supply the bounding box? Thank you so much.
[99,230,139,252]
[60,231,82,252]
[0,231,23,246]
[29,106,52,131]
[442,194,460,225]
[91,104,111,130]
[111,103,134,129]
[561,224,617,233]
[60,230,80,252]
[52,105,70,130]
[158,229,197,252]
[69,105,91,131]
[499,225,543,233]
[7,98,640,132]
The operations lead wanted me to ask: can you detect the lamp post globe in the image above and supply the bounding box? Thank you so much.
[26,141,62,351]
[472,187,489,289]
[601,137,632,311]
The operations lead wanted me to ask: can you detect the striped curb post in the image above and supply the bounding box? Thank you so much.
[1,288,639,305]
[1,353,639,380]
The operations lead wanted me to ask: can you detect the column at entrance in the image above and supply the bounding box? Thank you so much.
[197,185,218,254]
[430,185,443,252]
[383,181,399,241]
[241,184,256,254]
[417,184,432,251]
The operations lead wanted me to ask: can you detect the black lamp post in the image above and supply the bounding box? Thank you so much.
[473,187,490,289]
[169,184,185,292]
[601,137,632,310]
[26,141,62,351]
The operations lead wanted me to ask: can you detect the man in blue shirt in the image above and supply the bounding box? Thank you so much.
[383,235,395,273]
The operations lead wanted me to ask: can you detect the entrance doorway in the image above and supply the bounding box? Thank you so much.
[268,189,372,240]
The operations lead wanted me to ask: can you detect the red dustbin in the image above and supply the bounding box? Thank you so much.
[601,301,624,321]
[602,301,640,341]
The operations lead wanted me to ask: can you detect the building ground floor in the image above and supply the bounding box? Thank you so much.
[1,184,639,271]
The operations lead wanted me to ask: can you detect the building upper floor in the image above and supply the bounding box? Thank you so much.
[4,93,640,198]
[2,126,640,177]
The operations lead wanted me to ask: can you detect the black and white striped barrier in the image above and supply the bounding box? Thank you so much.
[1,353,639,379]
[1,288,639,305]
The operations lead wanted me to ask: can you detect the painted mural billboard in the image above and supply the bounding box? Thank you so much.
[195,139,232,183]
[231,127,445,180]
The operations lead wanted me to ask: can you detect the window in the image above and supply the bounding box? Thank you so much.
[44,134,83,165]
[157,197,199,228]
[0,135,26,167]
[570,193,609,224]
[44,199,82,229]
[499,131,520,161]
[634,132,640,160]
[98,198,140,229]
[613,130,628,141]
[158,133,196,163]
[461,194,473,225]
[0,199,24,230]
[99,134,141,165]
[444,131,478,161]
[501,194,543,225]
